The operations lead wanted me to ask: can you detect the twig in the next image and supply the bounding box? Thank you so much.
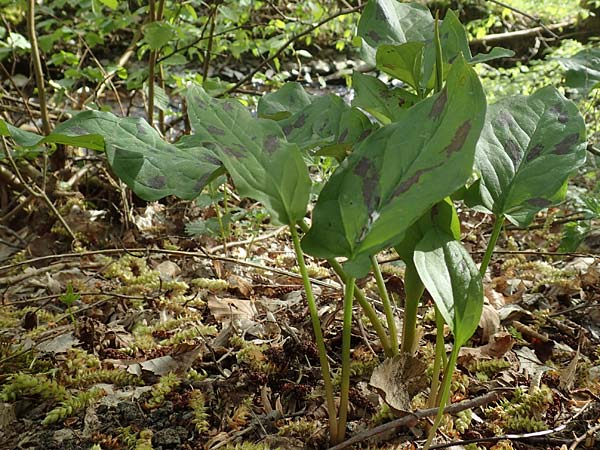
[1,136,78,241]
[484,0,560,39]
[206,226,286,254]
[3,290,152,307]
[26,0,50,135]
[94,28,142,100]
[328,391,505,450]
[0,247,341,290]
[471,20,574,46]
[221,3,364,96]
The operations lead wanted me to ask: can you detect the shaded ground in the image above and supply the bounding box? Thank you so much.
[0,183,599,449]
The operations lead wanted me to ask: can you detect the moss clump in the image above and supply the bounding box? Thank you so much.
[146,372,180,409]
[486,386,554,432]
[0,372,68,402]
[190,390,210,432]
[42,387,105,425]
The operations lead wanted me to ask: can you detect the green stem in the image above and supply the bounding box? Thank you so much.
[423,345,460,450]
[401,261,424,355]
[209,182,228,255]
[289,226,338,443]
[298,220,393,356]
[433,12,444,94]
[336,275,355,444]
[427,306,445,408]
[370,255,399,356]
[479,215,504,277]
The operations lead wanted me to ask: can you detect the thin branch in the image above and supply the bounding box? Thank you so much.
[484,0,560,39]
[471,20,574,46]
[1,136,77,241]
[26,0,51,135]
[220,3,365,96]
[328,391,505,450]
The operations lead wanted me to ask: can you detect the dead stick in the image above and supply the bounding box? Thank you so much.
[328,391,504,450]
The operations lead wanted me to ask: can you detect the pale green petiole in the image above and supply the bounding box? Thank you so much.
[400,260,425,355]
[335,275,355,444]
[370,255,399,356]
[290,226,338,442]
[479,214,504,277]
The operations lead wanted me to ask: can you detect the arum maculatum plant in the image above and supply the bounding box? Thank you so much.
[0,0,587,446]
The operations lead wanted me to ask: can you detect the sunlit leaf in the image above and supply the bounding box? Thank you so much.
[53,111,222,200]
[474,86,586,227]
[187,86,311,226]
[559,48,600,96]
[257,82,315,120]
[351,72,417,124]
[356,0,433,65]
[302,57,486,276]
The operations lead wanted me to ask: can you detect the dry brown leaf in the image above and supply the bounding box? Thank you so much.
[208,296,262,333]
[459,332,514,362]
[369,353,428,414]
[479,304,501,344]
[155,260,181,280]
[227,273,253,298]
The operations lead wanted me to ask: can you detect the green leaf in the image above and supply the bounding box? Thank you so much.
[474,86,587,227]
[186,86,311,226]
[376,42,426,92]
[394,197,460,261]
[351,72,417,124]
[413,229,483,347]
[279,94,375,157]
[143,21,173,50]
[59,283,80,307]
[53,111,222,200]
[302,56,486,276]
[559,48,600,96]
[98,0,118,9]
[356,0,433,65]
[470,47,514,64]
[0,118,105,151]
[257,82,315,120]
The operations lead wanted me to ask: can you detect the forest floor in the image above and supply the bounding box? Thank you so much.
[0,166,599,450]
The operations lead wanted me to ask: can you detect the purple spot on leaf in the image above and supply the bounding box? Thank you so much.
[207,125,226,136]
[202,141,217,150]
[367,30,382,43]
[223,102,234,112]
[283,124,293,136]
[136,122,147,135]
[443,121,471,156]
[148,176,166,189]
[194,173,213,191]
[264,135,279,154]
[69,125,87,135]
[429,89,448,120]
[392,163,443,197]
[222,146,244,158]
[354,156,380,211]
[528,198,552,208]
[554,133,579,155]
[293,113,306,129]
[505,139,522,165]
[357,128,372,142]
[338,129,349,143]
[525,143,544,162]
[551,104,569,124]
[496,111,513,128]
[202,154,222,165]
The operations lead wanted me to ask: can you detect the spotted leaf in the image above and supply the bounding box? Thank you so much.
[187,86,310,226]
[356,0,433,66]
[474,86,586,227]
[52,111,222,200]
[302,56,486,277]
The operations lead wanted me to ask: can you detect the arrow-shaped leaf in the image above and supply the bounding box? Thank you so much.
[474,86,587,227]
[52,111,222,201]
[302,56,486,276]
[186,86,311,226]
